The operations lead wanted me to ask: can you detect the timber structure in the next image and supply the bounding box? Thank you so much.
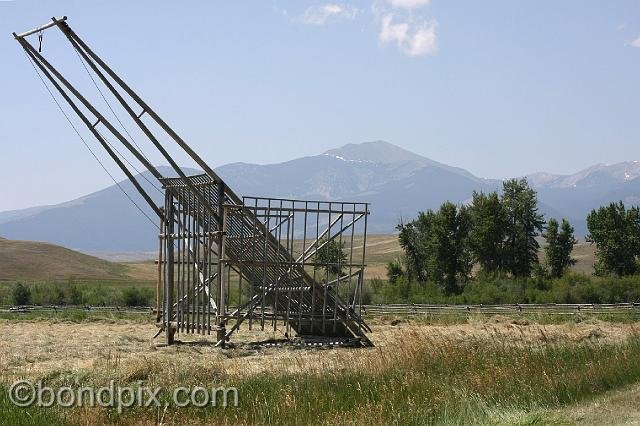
[14,17,372,347]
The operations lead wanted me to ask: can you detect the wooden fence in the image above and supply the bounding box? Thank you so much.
[361,303,640,316]
[0,305,152,314]
[2,303,640,317]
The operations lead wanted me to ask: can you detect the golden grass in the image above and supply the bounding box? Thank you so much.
[0,315,636,387]
[123,261,159,281]
[541,381,640,424]
[121,234,403,282]
[0,233,597,284]
[3,314,640,425]
[0,238,127,281]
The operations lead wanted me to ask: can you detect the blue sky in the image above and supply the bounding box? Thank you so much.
[0,1,639,211]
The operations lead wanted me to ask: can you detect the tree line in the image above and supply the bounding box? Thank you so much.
[392,178,640,296]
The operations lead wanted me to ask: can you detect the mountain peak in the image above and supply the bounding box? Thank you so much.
[323,141,426,165]
[527,161,640,188]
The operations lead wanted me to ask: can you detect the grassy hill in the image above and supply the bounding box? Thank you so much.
[0,238,128,281]
[0,233,597,283]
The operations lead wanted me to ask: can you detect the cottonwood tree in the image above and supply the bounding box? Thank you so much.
[430,202,473,294]
[315,238,348,276]
[469,191,507,272]
[543,218,577,278]
[502,178,545,277]
[587,201,640,276]
[396,202,472,295]
[397,211,436,282]
[386,258,405,284]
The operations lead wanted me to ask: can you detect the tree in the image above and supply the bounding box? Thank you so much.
[469,191,507,272]
[315,238,348,276]
[396,202,472,295]
[544,218,577,278]
[543,218,558,276]
[12,282,31,306]
[586,201,640,276]
[397,211,436,281]
[501,178,545,277]
[428,202,473,295]
[386,258,405,284]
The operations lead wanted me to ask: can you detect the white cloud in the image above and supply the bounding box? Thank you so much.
[631,36,640,48]
[378,12,437,57]
[406,20,438,56]
[379,14,409,43]
[301,3,358,25]
[388,0,430,9]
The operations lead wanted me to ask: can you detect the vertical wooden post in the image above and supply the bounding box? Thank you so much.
[166,195,175,345]
[216,181,227,346]
[156,209,164,324]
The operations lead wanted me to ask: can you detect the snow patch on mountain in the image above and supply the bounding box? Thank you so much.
[322,153,375,164]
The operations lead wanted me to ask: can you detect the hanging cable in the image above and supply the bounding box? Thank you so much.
[95,128,164,196]
[23,50,160,230]
[71,42,155,169]
[70,44,164,195]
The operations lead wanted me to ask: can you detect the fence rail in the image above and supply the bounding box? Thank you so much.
[361,303,640,316]
[0,305,152,314]
[2,303,640,316]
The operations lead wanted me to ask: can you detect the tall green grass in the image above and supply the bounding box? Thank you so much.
[213,337,640,425]
[0,387,65,426]
[0,310,151,323]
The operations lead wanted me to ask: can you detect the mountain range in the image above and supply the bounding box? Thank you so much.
[1,141,639,254]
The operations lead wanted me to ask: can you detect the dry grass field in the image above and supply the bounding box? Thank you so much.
[0,235,628,424]
[566,241,599,275]
[0,234,599,284]
[0,238,127,281]
[121,234,405,282]
[2,312,640,424]
[2,314,637,384]
[541,381,640,424]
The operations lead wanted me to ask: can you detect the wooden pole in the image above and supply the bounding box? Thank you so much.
[156,210,164,323]
[14,16,66,39]
[216,182,227,346]
[166,196,175,345]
